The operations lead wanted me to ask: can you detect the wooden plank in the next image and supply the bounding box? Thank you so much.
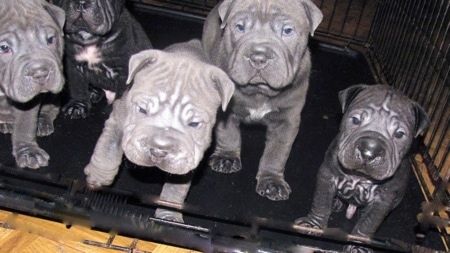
[0,210,200,253]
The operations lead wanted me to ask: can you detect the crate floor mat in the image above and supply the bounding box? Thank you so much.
[0,7,446,253]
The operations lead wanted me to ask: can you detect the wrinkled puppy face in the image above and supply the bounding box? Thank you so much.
[218,0,322,95]
[122,50,234,175]
[56,0,124,44]
[0,0,65,103]
[337,85,427,181]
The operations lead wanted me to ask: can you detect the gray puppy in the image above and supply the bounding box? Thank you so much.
[202,0,323,200]
[53,0,152,119]
[0,0,65,169]
[84,39,235,222]
[295,84,429,253]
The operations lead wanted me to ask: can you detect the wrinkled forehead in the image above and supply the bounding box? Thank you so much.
[129,60,220,111]
[0,4,57,33]
[128,88,213,124]
[349,89,414,122]
[227,0,307,22]
[131,59,202,94]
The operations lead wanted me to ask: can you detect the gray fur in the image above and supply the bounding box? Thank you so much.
[84,39,235,222]
[0,0,65,168]
[295,84,430,253]
[203,0,323,200]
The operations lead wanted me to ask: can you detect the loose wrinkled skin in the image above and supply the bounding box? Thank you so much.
[84,39,235,222]
[202,0,323,201]
[53,0,152,119]
[295,84,430,253]
[0,0,65,169]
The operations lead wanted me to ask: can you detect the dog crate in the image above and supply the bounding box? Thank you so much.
[0,0,448,252]
[135,0,450,249]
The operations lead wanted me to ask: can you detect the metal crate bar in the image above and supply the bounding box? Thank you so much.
[366,0,450,245]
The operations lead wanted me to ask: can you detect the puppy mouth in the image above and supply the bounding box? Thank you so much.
[337,160,388,183]
[67,30,100,45]
[237,80,283,97]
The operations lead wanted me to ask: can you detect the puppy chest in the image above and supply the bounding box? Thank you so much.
[75,45,119,80]
[334,176,378,206]
[75,45,103,67]
[244,103,274,121]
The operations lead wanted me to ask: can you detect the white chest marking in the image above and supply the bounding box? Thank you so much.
[75,45,103,69]
[103,90,116,104]
[247,103,273,121]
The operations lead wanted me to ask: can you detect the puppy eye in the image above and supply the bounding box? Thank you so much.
[351,116,361,125]
[394,130,405,139]
[137,106,147,115]
[188,122,202,128]
[236,23,245,33]
[282,27,294,36]
[47,36,55,45]
[0,44,11,54]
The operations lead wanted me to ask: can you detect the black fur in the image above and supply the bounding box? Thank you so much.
[53,0,152,118]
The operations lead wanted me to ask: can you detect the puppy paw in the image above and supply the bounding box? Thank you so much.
[208,154,242,173]
[256,173,291,200]
[37,116,55,136]
[84,163,116,188]
[294,216,325,236]
[14,144,49,169]
[155,209,184,223]
[89,86,105,104]
[343,245,373,253]
[62,100,90,119]
[0,123,13,134]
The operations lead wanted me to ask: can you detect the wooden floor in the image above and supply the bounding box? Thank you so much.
[0,209,200,253]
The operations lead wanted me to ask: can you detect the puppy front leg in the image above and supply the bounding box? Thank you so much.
[84,113,123,188]
[209,113,242,173]
[295,161,337,233]
[155,174,193,223]
[342,201,393,253]
[0,96,14,134]
[37,94,60,137]
[62,61,92,119]
[256,114,300,200]
[11,98,48,169]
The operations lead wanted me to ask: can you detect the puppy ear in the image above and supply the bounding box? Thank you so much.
[302,0,323,36]
[218,0,235,29]
[126,50,159,85]
[211,70,235,111]
[338,84,369,113]
[413,103,430,137]
[44,3,66,30]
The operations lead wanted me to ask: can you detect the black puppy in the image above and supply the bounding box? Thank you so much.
[54,0,152,118]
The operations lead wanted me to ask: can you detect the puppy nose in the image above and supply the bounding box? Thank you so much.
[150,148,168,158]
[249,44,274,69]
[357,137,385,162]
[75,0,90,12]
[28,65,50,84]
[148,135,175,157]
